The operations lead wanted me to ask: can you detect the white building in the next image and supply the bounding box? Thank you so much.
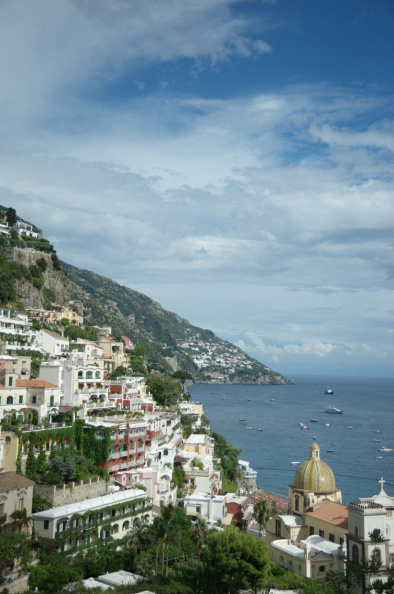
[32,488,152,553]
[347,478,394,593]
[184,492,228,525]
[39,360,113,411]
[37,329,69,357]
[271,534,346,581]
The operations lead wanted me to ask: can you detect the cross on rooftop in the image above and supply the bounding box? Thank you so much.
[379,477,385,491]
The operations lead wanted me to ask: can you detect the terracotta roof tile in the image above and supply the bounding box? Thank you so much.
[305,500,348,529]
[16,380,59,388]
[0,472,35,492]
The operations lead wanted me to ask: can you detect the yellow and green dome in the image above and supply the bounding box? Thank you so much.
[294,442,336,492]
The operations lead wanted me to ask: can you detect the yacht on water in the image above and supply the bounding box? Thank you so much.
[325,387,334,394]
[324,406,343,414]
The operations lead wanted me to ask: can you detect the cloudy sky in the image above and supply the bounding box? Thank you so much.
[1,0,393,377]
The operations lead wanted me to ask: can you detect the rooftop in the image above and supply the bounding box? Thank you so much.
[31,488,148,520]
[305,500,348,529]
[0,472,35,492]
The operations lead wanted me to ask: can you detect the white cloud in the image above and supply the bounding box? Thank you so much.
[0,0,392,376]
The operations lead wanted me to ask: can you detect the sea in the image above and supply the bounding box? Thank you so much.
[189,375,394,505]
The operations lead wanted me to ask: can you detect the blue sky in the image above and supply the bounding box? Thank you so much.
[0,0,393,377]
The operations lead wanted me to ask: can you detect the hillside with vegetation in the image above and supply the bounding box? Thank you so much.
[0,206,292,384]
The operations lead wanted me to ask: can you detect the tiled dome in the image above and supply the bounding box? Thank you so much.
[294,443,336,492]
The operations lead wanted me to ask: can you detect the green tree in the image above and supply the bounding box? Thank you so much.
[0,532,31,575]
[108,365,126,379]
[206,526,268,594]
[50,455,75,482]
[171,370,194,391]
[253,499,271,538]
[191,518,208,568]
[172,465,185,489]
[211,432,241,483]
[5,207,17,226]
[146,374,183,407]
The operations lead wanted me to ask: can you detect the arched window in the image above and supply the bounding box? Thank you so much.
[5,436,11,444]
[78,370,84,378]
[86,371,93,379]
[372,548,381,563]
[122,521,130,531]
[95,370,101,379]
[352,544,359,563]
[112,524,119,534]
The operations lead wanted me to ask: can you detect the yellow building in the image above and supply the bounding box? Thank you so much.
[266,442,347,565]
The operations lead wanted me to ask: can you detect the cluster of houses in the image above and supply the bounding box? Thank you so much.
[0,308,393,593]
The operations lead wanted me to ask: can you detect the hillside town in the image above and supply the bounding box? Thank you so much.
[0,304,393,594]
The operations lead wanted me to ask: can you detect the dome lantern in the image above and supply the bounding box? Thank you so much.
[293,442,336,493]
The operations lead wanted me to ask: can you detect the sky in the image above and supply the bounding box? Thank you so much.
[0,0,393,378]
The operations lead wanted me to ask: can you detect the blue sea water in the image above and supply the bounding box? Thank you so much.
[189,375,394,505]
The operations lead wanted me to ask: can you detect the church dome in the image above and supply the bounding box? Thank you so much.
[294,442,336,492]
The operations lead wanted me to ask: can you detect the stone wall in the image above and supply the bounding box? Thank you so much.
[34,477,109,507]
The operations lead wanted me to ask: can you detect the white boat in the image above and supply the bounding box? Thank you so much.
[376,456,383,459]
[374,439,382,442]
[246,426,253,429]
[291,461,301,465]
[325,423,330,426]
[378,447,393,452]
[325,388,334,394]
[348,426,353,429]
[324,406,343,414]
[258,428,263,431]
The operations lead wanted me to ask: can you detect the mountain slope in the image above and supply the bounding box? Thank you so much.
[0,207,292,384]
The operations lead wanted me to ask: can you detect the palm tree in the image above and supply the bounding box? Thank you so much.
[150,517,166,575]
[126,522,150,555]
[191,518,208,567]
[253,499,271,538]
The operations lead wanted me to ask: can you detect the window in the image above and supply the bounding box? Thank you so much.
[329,534,335,542]
[372,549,381,563]
[8,377,13,387]
[319,565,326,573]
[295,496,299,511]
[19,498,24,511]
[44,520,50,530]
[50,396,54,406]
[111,509,116,517]
[352,544,359,563]
[275,520,281,536]
[32,396,37,404]
[309,527,314,536]
[340,538,344,545]
[7,396,13,404]
[354,525,359,536]
[19,395,23,404]
[319,530,324,538]
[164,449,169,456]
